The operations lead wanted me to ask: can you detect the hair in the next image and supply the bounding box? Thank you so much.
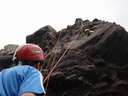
[13,59,43,66]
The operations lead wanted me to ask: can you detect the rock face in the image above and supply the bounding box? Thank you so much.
[27,18,128,96]
[0,44,18,70]
[26,25,57,52]
[0,44,18,56]
[1,18,128,96]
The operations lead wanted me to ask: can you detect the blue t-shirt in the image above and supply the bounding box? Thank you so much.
[0,65,45,96]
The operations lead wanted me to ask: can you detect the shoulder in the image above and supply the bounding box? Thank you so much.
[16,65,41,77]
[3,65,39,77]
[10,65,38,73]
[16,65,40,75]
[13,65,35,70]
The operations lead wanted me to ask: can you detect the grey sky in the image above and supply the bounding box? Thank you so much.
[0,0,127,49]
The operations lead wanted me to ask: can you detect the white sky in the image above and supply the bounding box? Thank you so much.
[0,0,128,49]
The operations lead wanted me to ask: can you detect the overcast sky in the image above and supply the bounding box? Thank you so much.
[0,0,127,49]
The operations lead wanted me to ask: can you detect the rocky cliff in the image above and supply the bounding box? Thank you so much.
[1,18,128,96]
[26,18,128,96]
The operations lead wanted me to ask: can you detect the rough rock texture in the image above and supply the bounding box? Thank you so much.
[26,25,58,52]
[0,44,18,70]
[27,18,128,96]
[46,19,128,96]
[1,18,128,96]
[0,44,18,56]
[0,55,13,70]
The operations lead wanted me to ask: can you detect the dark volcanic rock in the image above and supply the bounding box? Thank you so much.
[26,25,58,52]
[42,19,128,96]
[1,18,128,96]
[0,44,18,70]
[0,55,13,70]
[0,44,18,55]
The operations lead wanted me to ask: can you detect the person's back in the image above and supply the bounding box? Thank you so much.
[0,65,45,96]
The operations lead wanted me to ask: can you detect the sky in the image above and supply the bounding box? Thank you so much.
[0,0,128,49]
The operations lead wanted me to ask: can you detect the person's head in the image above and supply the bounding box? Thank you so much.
[13,43,45,70]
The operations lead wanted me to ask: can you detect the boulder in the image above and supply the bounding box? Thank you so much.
[26,25,58,52]
[1,18,128,96]
[0,44,18,70]
[43,19,128,96]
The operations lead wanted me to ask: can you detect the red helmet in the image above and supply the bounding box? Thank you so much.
[13,43,45,61]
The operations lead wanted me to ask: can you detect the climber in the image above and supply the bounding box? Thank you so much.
[0,43,46,96]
